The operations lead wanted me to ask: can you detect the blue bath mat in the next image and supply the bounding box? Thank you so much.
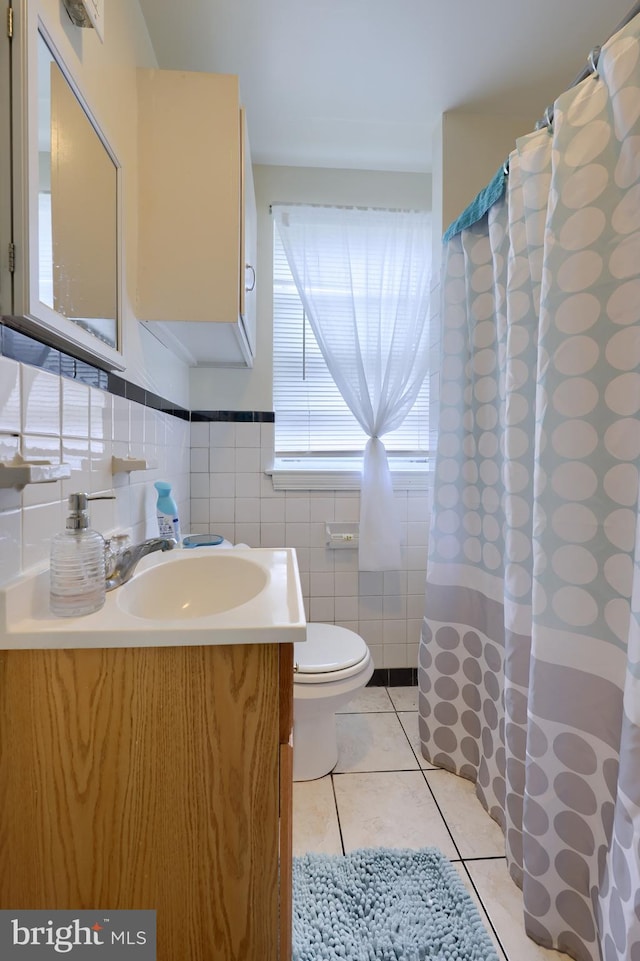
[293,847,499,961]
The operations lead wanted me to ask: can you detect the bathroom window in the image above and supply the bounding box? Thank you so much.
[271,218,430,490]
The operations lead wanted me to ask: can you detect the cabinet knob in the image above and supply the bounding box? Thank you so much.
[245,263,256,292]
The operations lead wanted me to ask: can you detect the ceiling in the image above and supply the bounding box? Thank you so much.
[138,0,636,173]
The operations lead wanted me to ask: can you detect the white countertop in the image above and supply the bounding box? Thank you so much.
[0,547,307,649]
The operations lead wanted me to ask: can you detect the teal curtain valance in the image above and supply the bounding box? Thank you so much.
[442,163,508,242]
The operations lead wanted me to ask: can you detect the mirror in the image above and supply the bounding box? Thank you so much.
[36,31,119,350]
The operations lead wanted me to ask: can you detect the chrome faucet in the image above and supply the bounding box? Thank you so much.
[105,536,177,591]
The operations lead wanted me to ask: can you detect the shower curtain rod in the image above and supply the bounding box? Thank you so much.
[444,1,640,241]
[535,0,640,130]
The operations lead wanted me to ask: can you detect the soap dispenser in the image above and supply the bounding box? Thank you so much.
[50,492,112,617]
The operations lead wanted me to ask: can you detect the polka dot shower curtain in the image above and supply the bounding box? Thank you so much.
[419,15,640,961]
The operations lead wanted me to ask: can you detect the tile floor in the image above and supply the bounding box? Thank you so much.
[293,686,571,961]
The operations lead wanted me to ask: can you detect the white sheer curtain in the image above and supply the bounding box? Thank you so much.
[273,204,431,571]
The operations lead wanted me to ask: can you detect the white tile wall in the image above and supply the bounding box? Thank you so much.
[0,356,191,588]
[190,420,431,670]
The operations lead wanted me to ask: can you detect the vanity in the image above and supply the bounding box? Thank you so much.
[0,548,305,961]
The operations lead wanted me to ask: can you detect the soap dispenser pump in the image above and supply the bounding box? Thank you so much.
[49,492,113,617]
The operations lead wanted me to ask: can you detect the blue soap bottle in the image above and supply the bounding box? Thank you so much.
[154,481,182,544]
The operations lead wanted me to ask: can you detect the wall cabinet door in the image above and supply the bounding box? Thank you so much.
[137,69,258,368]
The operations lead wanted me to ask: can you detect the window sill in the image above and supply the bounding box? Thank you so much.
[268,457,431,491]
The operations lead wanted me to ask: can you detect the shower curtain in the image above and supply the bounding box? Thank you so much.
[420,15,640,961]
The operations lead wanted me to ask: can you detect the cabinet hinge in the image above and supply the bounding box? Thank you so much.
[8,242,15,273]
[7,6,13,39]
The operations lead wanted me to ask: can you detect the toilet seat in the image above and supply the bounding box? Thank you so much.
[294,623,370,684]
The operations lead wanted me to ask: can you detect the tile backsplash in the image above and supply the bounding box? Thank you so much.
[0,355,190,587]
[190,420,430,670]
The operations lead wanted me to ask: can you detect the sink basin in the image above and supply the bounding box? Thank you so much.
[117,553,269,620]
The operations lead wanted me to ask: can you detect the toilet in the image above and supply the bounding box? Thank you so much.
[293,623,374,781]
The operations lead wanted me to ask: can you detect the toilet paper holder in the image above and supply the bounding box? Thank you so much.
[325,522,359,549]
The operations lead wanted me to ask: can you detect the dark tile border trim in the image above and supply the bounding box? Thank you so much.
[1,319,190,422]
[0,321,272,424]
[368,667,417,688]
[191,410,275,423]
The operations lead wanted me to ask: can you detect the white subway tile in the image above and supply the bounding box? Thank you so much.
[309,496,335,522]
[406,546,428,570]
[359,620,383,645]
[335,595,358,621]
[407,571,427,595]
[260,497,285,523]
[210,498,235,523]
[359,595,382,619]
[90,437,113,495]
[309,547,334,573]
[61,437,91,501]
[333,571,359,596]
[235,472,260,498]
[130,402,145,454]
[190,473,210,499]
[235,447,260,473]
[209,422,236,448]
[236,497,260,522]
[190,498,210,525]
[212,447,235,473]
[383,570,407,595]
[383,620,407,644]
[367,644,383,669]
[235,422,260,448]
[112,395,130,443]
[0,432,20,462]
[310,572,335,597]
[334,498,360,522]
[190,422,209,447]
[211,522,235,542]
[309,596,335,622]
[61,379,89,438]
[90,387,112,442]
[383,594,407,620]
[21,365,60,436]
[259,522,286,548]
[285,523,311,549]
[407,619,423,647]
[359,571,383,595]
[209,472,235,498]
[0,357,21,432]
[0,508,21,585]
[407,595,426,619]
[382,645,410,669]
[21,435,62,507]
[334,551,358,573]
[286,496,310,523]
[235,522,260,546]
[22,501,63,571]
[260,422,274,450]
[190,448,209,473]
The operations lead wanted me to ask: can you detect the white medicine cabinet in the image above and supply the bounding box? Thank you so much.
[1,2,124,370]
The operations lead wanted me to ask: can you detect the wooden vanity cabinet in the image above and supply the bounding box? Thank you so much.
[137,69,257,366]
[0,641,293,961]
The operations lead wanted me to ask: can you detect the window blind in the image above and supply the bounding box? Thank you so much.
[273,224,430,457]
